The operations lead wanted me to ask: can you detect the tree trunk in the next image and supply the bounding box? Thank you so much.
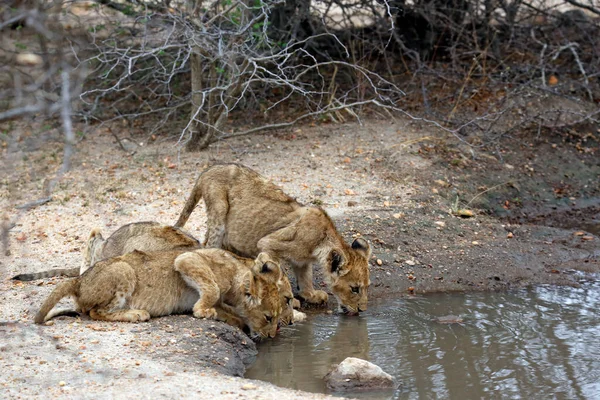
[186,49,212,152]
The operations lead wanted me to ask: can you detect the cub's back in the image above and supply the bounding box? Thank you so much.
[101,222,200,261]
[202,164,303,255]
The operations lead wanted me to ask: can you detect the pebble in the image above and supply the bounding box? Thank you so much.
[241,384,257,390]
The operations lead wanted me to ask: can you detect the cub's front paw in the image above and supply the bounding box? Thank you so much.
[193,307,218,319]
[127,310,150,322]
[292,298,301,310]
[299,289,328,305]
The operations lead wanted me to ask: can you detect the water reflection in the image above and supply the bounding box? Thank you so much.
[246,281,600,399]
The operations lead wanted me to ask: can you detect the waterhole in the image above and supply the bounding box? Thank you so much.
[246,280,600,399]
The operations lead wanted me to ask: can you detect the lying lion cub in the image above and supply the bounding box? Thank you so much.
[175,163,371,315]
[13,222,200,281]
[21,221,299,327]
[35,249,283,340]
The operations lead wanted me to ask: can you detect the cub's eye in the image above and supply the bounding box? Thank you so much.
[265,315,273,323]
[351,286,360,294]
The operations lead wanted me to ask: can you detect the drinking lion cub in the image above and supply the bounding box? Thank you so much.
[35,249,283,339]
[175,163,372,315]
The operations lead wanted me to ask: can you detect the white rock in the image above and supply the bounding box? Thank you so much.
[292,309,306,323]
[16,53,43,66]
[324,357,395,391]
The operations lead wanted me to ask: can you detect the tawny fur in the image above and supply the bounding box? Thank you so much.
[12,222,200,281]
[35,249,283,339]
[175,163,372,314]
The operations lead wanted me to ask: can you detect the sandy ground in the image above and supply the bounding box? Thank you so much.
[1,115,599,397]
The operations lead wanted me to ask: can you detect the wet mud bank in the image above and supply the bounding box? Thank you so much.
[335,207,599,299]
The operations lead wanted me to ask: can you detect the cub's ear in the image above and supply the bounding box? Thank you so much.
[252,253,281,283]
[329,250,348,276]
[89,227,104,241]
[255,252,272,264]
[351,238,371,258]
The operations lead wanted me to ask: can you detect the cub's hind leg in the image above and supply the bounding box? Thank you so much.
[202,187,229,248]
[174,252,222,320]
[80,261,150,323]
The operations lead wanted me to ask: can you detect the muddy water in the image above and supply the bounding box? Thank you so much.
[246,280,600,399]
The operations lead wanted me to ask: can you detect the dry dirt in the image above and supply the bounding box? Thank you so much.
[1,115,599,397]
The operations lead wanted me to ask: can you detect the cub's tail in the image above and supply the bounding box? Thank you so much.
[34,279,79,324]
[174,179,203,228]
[12,267,79,282]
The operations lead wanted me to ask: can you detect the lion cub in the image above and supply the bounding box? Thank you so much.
[175,163,372,315]
[13,222,200,281]
[35,249,283,340]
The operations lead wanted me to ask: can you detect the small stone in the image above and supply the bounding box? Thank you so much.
[434,221,446,228]
[405,259,416,266]
[456,209,474,218]
[59,381,66,387]
[506,232,513,238]
[16,53,43,66]
[581,236,594,241]
[292,309,307,323]
[241,384,257,390]
[376,259,383,266]
[347,200,358,207]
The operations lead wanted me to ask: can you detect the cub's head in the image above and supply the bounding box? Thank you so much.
[81,228,105,272]
[327,238,371,316]
[242,252,283,340]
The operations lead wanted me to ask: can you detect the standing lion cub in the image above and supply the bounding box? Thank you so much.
[35,249,283,340]
[175,163,372,315]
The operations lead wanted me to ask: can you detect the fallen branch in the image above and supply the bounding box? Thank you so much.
[15,197,52,210]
